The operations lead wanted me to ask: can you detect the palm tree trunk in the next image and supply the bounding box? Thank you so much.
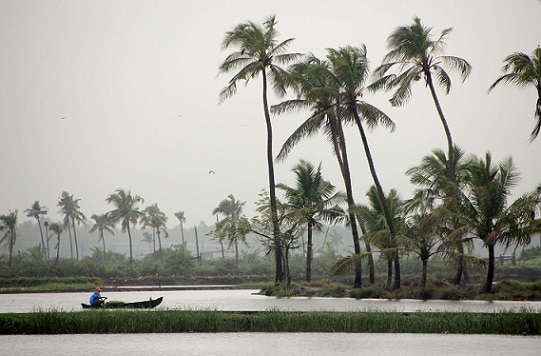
[100,230,107,260]
[71,218,79,261]
[482,242,496,293]
[353,113,400,289]
[157,229,163,261]
[426,72,455,180]
[127,224,133,263]
[386,258,392,289]
[67,225,73,259]
[55,235,60,264]
[306,221,313,282]
[180,222,185,249]
[421,258,428,288]
[329,115,363,288]
[262,70,283,285]
[36,217,46,259]
[358,220,375,284]
[195,226,201,265]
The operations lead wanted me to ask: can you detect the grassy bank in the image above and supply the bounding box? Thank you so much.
[0,310,539,335]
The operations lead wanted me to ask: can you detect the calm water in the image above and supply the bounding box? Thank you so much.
[1,333,540,355]
[1,289,540,355]
[0,288,540,313]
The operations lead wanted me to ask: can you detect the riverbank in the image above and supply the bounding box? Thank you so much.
[1,309,540,335]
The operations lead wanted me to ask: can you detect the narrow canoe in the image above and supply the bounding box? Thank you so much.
[81,296,163,309]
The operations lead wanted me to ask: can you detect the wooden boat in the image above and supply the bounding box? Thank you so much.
[81,296,163,309]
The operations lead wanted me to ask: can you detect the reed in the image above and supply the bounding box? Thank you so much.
[1,310,539,335]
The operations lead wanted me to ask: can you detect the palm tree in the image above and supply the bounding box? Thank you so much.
[459,152,541,293]
[24,201,48,259]
[406,146,472,284]
[89,213,115,260]
[48,222,63,264]
[354,187,404,289]
[141,231,153,254]
[0,210,18,267]
[273,53,372,287]
[212,194,247,267]
[276,160,345,282]
[488,47,541,141]
[141,204,168,260]
[57,192,86,260]
[106,189,144,263]
[372,17,471,180]
[219,15,301,285]
[175,211,187,248]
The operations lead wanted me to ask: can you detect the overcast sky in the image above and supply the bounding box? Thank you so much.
[1,0,539,229]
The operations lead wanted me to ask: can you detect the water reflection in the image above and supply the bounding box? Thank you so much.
[1,333,540,356]
[0,288,540,313]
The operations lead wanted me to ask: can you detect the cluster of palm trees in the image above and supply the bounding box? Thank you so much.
[1,189,189,266]
[218,15,541,292]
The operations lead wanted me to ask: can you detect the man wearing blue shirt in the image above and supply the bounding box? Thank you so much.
[89,287,105,307]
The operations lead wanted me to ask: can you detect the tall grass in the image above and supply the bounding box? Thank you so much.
[1,310,539,335]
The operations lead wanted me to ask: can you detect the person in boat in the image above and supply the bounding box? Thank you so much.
[89,287,106,307]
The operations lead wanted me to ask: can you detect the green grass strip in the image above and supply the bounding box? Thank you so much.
[0,310,539,335]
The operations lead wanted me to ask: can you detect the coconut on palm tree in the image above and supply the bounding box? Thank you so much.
[488,47,541,141]
[219,15,301,285]
[372,17,471,180]
[277,160,345,282]
[24,201,48,259]
[106,189,144,263]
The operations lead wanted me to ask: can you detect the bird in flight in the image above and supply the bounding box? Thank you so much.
[209,170,215,174]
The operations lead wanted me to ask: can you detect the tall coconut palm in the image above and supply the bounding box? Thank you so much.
[212,194,246,267]
[0,210,18,267]
[488,47,541,141]
[106,189,144,263]
[48,222,63,264]
[142,204,168,260]
[372,17,471,180]
[89,213,115,260]
[276,160,345,282]
[273,53,372,287]
[57,192,85,260]
[459,152,541,293]
[175,211,187,248]
[328,45,401,288]
[219,15,301,285]
[24,201,48,259]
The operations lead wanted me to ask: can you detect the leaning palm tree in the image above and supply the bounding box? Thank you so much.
[57,192,85,260]
[212,194,247,267]
[488,47,541,141]
[328,45,401,288]
[273,53,372,287]
[0,210,18,267]
[219,15,301,285]
[458,152,541,293]
[24,201,48,259]
[48,222,63,264]
[106,189,144,263]
[372,17,471,180]
[276,160,345,282]
[174,211,187,248]
[89,213,115,260]
[141,204,168,260]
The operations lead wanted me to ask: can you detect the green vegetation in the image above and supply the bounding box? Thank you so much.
[0,310,539,335]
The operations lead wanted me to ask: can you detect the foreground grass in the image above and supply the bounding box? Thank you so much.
[0,310,539,335]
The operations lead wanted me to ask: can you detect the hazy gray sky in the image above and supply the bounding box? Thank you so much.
[1,0,539,228]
